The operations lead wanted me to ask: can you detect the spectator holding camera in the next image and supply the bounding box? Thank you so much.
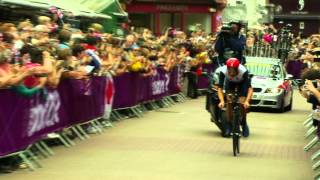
[304,79,320,104]
[299,69,320,108]
[299,69,320,129]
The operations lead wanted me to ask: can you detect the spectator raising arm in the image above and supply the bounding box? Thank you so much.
[305,80,320,103]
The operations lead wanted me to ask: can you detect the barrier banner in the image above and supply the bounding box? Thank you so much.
[112,67,181,109]
[58,77,106,126]
[0,65,207,156]
[151,68,170,100]
[0,77,106,156]
[136,75,152,103]
[103,74,115,119]
[168,66,182,95]
[0,89,64,156]
[112,72,140,109]
[197,64,213,89]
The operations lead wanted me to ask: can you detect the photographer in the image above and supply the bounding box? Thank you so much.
[214,21,246,65]
[299,69,320,130]
[300,68,320,101]
[304,80,320,103]
[299,69,320,109]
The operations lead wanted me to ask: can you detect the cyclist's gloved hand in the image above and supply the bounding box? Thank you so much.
[218,101,225,109]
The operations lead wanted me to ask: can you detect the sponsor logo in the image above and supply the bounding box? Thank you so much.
[27,91,61,137]
[152,74,170,95]
[298,0,305,11]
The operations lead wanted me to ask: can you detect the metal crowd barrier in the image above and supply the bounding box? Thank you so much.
[0,77,111,171]
[197,64,214,92]
[303,113,320,179]
[0,66,194,171]
[111,66,187,120]
[246,42,291,64]
[246,44,278,59]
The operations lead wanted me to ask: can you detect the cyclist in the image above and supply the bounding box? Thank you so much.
[217,58,253,137]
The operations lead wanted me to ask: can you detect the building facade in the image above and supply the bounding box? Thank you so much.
[222,0,269,28]
[124,0,227,35]
[269,0,319,36]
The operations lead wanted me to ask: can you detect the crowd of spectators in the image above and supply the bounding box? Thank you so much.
[287,34,320,75]
[1,11,320,172]
[239,22,320,106]
[0,17,215,97]
[296,34,320,152]
[294,34,320,112]
[0,16,216,172]
[241,22,320,79]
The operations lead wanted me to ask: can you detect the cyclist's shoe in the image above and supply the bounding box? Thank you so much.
[222,129,231,137]
[222,124,231,138]
[242,124,250,137]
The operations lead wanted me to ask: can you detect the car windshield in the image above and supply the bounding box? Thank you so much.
[246,62,283,78]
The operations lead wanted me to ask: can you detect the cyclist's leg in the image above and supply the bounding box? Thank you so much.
[187,72,193,97]
[193,74,199,98]
[239,84,250,137]
[209,92,218,122]
[212,91,221,122]
[223,81,236,137]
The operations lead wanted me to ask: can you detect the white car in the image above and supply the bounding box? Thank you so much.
[246,57,293,112]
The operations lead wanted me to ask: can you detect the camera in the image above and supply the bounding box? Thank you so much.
[150,46,157,51]
[207,48,215,58]
[312,49,320,56]
[148,55,158,61]
[56,60,69,70]
[314,58,320,63]
[220,24,232,34]
[167,28,177,39]
[218,25,232,38]
[34,73,49,78]
[300,80,319,90]
[169,46,177,52]
[279,22,292,34]
[219,21,243,36]
[311,80,318,88]
[123,47,131,52]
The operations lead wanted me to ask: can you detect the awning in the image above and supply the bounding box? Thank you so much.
[94,13,113,20]
[112,12,127,17]
[76,0,128,18]
[76,0,115,13]
[0,0,50,9]
[22,0,112,20]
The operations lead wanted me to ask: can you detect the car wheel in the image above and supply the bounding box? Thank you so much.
[286,96,293,111]
[285,90,293,111]
[277,99,285,113]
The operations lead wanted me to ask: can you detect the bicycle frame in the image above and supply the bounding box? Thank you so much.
[226,92,242,156]
[226,92,241,122]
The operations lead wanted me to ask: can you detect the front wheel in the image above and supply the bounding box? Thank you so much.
[232,110,241,156]
[286,95,293,111]
[233,134,239,156]
[237,135,240,153]
[277,99,285,113]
